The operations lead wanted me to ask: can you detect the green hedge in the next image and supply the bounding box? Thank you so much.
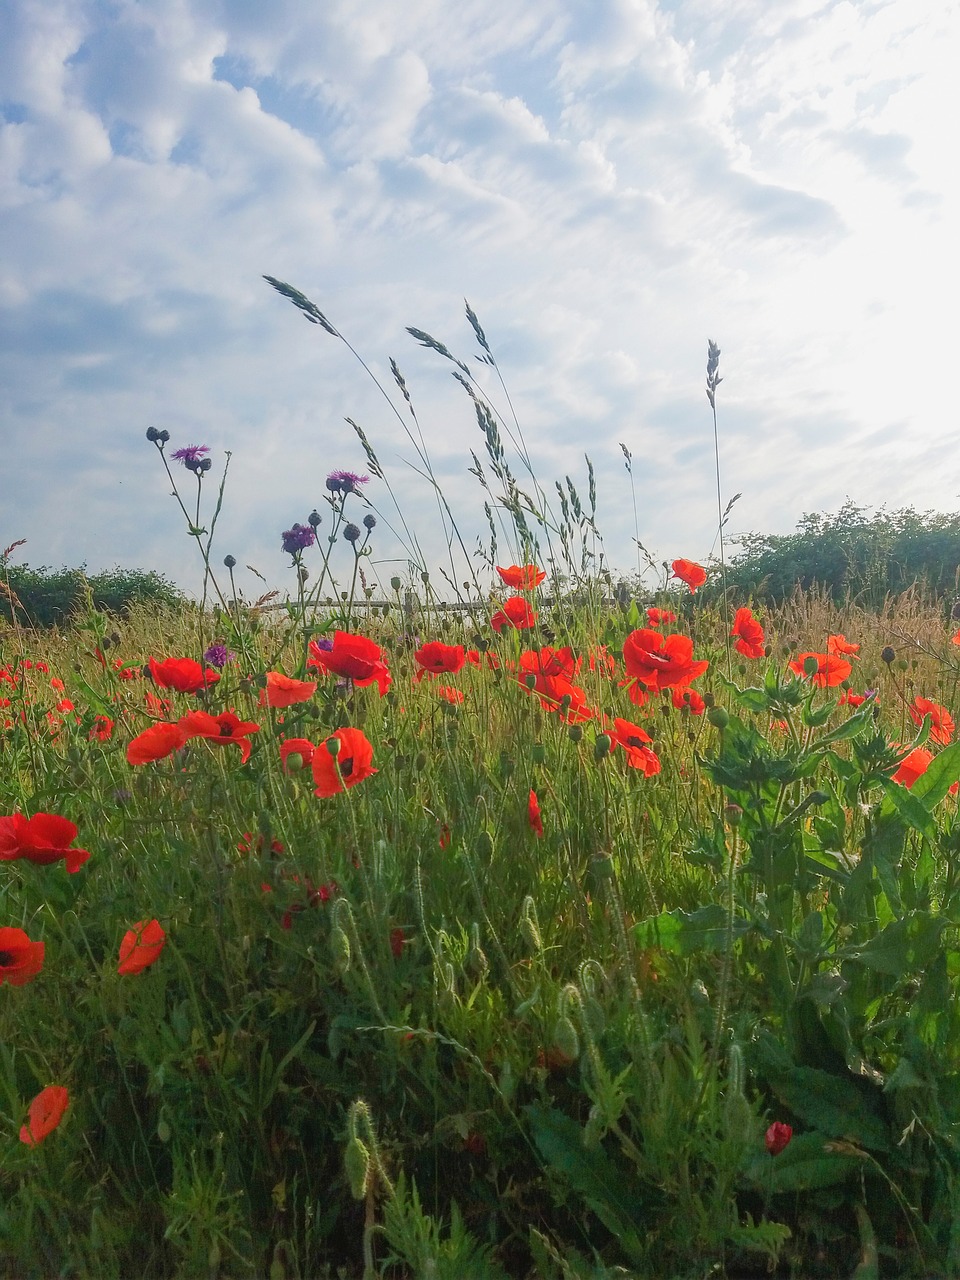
[0,561,183,628]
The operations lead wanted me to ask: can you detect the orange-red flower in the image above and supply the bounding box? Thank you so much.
[623,629,709,693]
[671,559,707,592]
[0,927,45,986]
[892,746,933,788]
[308,633,391,696]
[177,710,260,764]
[466,649,501,669]
[646,607,677,627]
[148,655,220,693]
[731,607,765,659]
[19,1085,69,1146]
[672,687,706,715]
[279,737,315,771]
[414,641,466,680]
[787,652,852,688]
[610,718,661,776]
[909,696,955,746]
[312,727,377,797]
[827,634,860,659]
[491,596,537,632]
[528,789,543,837]
[435,685,464,704]
[519,646,579,680]
[765,1122,792,1156]
[496,564,546,590]
[0,812,90,874]
[260,671,317,708]
[117,919,166,975]
[88,715,114,741]
[126,720,188,765]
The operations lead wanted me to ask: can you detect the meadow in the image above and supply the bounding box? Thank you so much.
[4,290,960,1279]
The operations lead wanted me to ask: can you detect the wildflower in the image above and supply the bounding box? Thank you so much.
[171,445,210,471]
[326,470,370,494]
[117,919,166,975]
[19,1085,69,1146]
[308,632,391,696]
[436,685,464,704]
[731,607,765,659]
[414,641,466,680]
[281,523,316,555]
[892,747,933,788]
[0,927,45,986]
[261,671,318,708]
[528,789,544,837]
[363,513,376,530]
[203,644,235,670]
[148,656,220,694]
[496,564,546,590]
[438,822,451,849]
[343,522,362,543]
[466,649,501,669]
[88,715,114,741]
[623,629,709,693]
[519,646,579,680]
[765,1122,792,1156]
[127,721,188,765]
[491,596,537,632]
[0,812,90,874]
[838,689,868,707]
[312,727,377,797]
[909,695,955,746]
[280,738,315,771]
[177,710,260,764]
[827,634,860,659]
[237,832,285,855]
[610,718,661,776]
[671,559,707,592]
[646,607,676,627]
[389,927,406,959]
[672,687,706,715]
[787,652,852,688]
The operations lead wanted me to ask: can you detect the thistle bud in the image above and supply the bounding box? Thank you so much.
[881,646,895,665]
[223,554,237,569]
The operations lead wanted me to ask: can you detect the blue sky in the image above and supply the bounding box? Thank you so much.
[2,0,957,599]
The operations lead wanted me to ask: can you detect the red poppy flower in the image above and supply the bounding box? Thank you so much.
[0,812,90,874]
[237,832,285,855]
[491,596,537,632]
[519,646,579,679]
[909,696,955,746]
[50,676,65,693]
[588,646,616,674]
[528,788,544,837]
[672,687,706,715]
[148,656,220,693]
[610,718,661,776]
[624,680,651,709]
[466,649,501,669]
[389,926,406,958]
[414,641,466,680]
[279,737,315,771]
[438,822,451,849]
[126,720,188,765]
[765,1122,792,1156]
[827,634,860,659]
[496,564,546,590]
[787,652,852,688]
[892,746,933,788]
[308,632,391,696]
[435,685,464,704]
[671,559,707,592]
[646,607,677,627]
[519,668,593,722]
[731,607,765,659]
[177,710,260,764]
[117,918,166,975]
[623,629,709,693]
[312,726,377,797]
[19,1085,69,1146]
[88,715,114,741]
[838,689,867,707]
[0,927,45,986]
[260,671,317,708]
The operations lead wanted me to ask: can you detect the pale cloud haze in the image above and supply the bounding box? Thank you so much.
[2,0,956,599]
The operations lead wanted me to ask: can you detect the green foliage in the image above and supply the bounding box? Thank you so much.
[1,559,183,627]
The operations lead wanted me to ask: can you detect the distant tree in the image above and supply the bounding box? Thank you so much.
[0,559,183,628]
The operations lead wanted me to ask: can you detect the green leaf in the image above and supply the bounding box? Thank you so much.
[746,1131,863,1192]
[841,911,946,978]
[633,904,753,955]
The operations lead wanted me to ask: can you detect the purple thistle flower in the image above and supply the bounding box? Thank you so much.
[203,644,235,670]
[171,445,211,466]
[282,523,316,555]
[325,470,370,495]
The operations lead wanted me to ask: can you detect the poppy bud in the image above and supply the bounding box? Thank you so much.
[881,646,895,665]
[524,674,537,690]
[550,1015,580,1065]
[390,577,402,591]
[765,1121,792,1156]
[331,925,351,973]
[531,743,546,764]
[568,724,583,744]
[593,733,612,761]
[707,707,729,729]
[326,736,341,757]
[953,600,960,621]
[802,656,820,676]
[519,896,542,954]
[421,571,430,584]
[724,803,743,827]
[414,751,427,772]
[344,1136,371,1200]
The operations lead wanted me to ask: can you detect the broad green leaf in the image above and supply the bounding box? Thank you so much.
[841,911,946,977]
[745,1131,862,1192]
[633,904,753,955]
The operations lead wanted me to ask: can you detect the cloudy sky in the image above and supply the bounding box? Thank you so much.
[3,0,956,601]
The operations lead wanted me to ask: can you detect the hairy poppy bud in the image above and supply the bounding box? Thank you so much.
[344,1136,370,1200]
[765,1122,792,1156]
[550,1016,580,1065]
[594,733,612,761]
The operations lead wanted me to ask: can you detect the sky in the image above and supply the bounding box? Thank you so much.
[3,0,958,602]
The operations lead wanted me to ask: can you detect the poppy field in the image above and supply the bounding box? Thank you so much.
[5,297,960,1279]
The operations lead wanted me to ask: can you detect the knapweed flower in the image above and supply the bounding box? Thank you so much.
[827,633,860,659]
[177,710,260,764]
[261,671,318,708]
[0,812,90,874]
[765,1122,792,1156]
[312,727,377,797]
[622,629,709,693]
[171,444,210,467]
[203,644,235,670]
[787,652,852,688]
[19,1085,69,1146]
[528,789,543,837]
[0,927,45,986]
[308,632,391,696]
[148,656,220,694]
[280,738,315,772]
[909,695,955,746]
[731,607,765,659]
[892,746,934,788]
[671,559,707,592]
[491,596,537,632]
[117,919,166,975]
[610,718,661,776]
[281,523,316,555]
[126,720,188,765]
[496,564,546,591]
[646,607,677,627]
[414,641,466,680]
[326,470,370,494]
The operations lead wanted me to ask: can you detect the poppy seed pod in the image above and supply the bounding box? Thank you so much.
[707,707,729,729]
[881,646,895,664]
